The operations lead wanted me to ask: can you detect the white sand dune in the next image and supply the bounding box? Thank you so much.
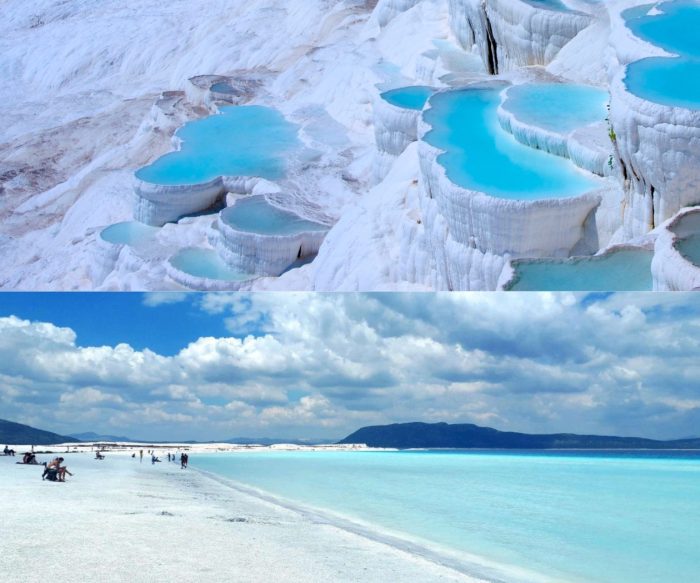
[0,452,479,583]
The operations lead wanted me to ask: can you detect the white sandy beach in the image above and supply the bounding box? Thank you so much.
[0,448,482,583]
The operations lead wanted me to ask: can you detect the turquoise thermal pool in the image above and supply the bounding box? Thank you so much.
[220,196,328,236]
[135,106,299,186]
[169,248,254,281]
[501,83,609,133]
[506,248,653,291]
[623,1,700,109]
[210,82,237,94]
[380,86,434,110]
[100,221,159,246]
[423,87,600,199]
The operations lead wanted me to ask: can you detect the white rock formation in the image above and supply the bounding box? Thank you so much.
[607,0,700,239]
[652,208,700,291]
[448,0,592,74]
[212,196,329,277]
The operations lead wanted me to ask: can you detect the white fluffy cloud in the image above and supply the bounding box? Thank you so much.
[1,293,699,441]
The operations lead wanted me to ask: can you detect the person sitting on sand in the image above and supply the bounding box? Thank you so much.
[151,455,161,464]
[95,452,105,460]
[22,452,37,464]
[44,457,73,481]
[3,445,15,456]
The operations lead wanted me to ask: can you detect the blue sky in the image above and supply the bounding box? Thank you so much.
[0,292,698,442]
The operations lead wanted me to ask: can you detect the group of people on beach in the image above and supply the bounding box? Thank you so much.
[131,449,189,468]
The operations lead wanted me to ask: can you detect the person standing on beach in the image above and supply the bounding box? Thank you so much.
[180,453,188,469]
[139,449,143,463]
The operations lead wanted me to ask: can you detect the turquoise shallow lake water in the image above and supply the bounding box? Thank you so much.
[221,196,327,235]
[507,248,653,291]
[195,450,700,583]
[136,106,299,185]
[423,88,599,199]
[623,1,700,108]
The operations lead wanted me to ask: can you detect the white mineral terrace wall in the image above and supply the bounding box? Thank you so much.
[448,0,592,74]
[375,0,423,27]
[652,208,700,291]
[373,92,424,180]
[133,178,225,226]
[607,1,700,239]
[212,213,328,277]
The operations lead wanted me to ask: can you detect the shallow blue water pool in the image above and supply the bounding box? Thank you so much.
[501,83,608,133]
[210,82,237,94]
[136,106,299,186]
[677,234,700,266]
[169,248,254,281]
[380,86,434,110]
[423,88,600,199]
[507,248,653,291]
[221,196,327,236]
[100,221,159,246]
[624,1,700,108]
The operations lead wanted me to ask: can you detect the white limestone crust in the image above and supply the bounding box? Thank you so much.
[448,0,592,73]
[652,207,700,291]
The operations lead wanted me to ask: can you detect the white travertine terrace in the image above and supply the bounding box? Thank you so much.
[652,208,700,291]
[448,0,592,74]
[212,196,329,277]
[607,1,700,239]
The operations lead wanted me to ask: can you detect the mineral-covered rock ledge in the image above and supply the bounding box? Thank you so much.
[212,200,330,277]
[448,0,592,74]
[652,208,700,291]
[607,1,700,239]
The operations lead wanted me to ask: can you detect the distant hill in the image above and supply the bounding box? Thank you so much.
[338,422,700,450]
[69,431,136,442]
[0,418,80,446]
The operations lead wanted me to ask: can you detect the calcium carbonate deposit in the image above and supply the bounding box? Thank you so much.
[2,0,699,290]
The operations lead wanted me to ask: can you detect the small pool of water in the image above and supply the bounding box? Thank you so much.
[210,82,237,94]
[423,87,600,200]
[623,1,700,109]
[220,196,328,236]
[672,211,700,267]
[380,86,434,111]
[136,106,299,186]
[169,248,254,281]
[676,234,700,267]
[100,221,159,246]
[507,248,653,291]
[501,83,608,134]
